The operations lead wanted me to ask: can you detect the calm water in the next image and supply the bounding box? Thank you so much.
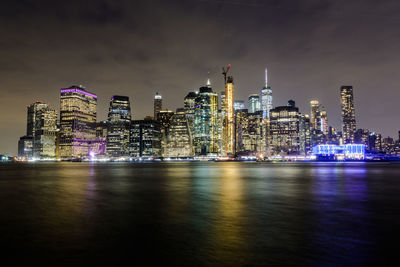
[0,162,399,266]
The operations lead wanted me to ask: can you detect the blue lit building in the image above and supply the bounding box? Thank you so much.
[312,144,365,160]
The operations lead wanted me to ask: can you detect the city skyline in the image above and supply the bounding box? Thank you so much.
[2,0,400,155]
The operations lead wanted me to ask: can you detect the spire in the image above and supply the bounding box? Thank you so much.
[265,68,268,88]
[207,71,211,87]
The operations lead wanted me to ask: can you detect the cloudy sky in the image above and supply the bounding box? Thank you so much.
[1,0,400,155]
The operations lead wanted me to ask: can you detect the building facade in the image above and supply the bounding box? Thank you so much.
[59,85,97,159]
[130,119,162,157]
[269,100,301,155]
[224,76,235,155]
[154,92,162,118]
[106,95,131,157]
[340,86,356,144]
[166,109,192,157]
[193,86,218,155]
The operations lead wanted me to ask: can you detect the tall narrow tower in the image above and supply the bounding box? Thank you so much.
[340,86,356,144]
[154,92,162,118]
[261,68,273,119]
[224,76,235,155]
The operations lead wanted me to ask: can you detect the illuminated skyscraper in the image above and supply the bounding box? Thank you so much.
[166,108,191,157]
[60,85,97,159]
[224,76,235,155]
[248,94,261,113]
[33,106,57,158]
[234,100,245,110]
[235,110,265,155]
[106,95,131,157]
[184,91,198,151]
[193,83,218,155]
[27,101,48,137]
[340,86,356,144]
[261,68,273,119]
[130,119,162,157]
[154,92,162,118]
[269,100,301,155]
[310,100,320,130]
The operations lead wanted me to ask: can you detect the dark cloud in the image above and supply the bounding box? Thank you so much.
[1,0,400,154]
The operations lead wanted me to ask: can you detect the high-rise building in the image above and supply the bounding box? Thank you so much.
[60,85,97,159]
[193,84,218,155]
[154,92,162,118]
[235,110,265,155]
[261,68,273,119]
[224,76,235,155]
[234,100,245,110]
[130,119,162,157]
[184,91,198,150]
[18,136,33,159]
[27,101,48,137]
[166,108,192,157]
[156,110,174,156]
[269,100,301,155]
[248,94,261,114]
[299,114,311,155]
[310,100,328,135]
[340,86,356,144]
[106,95,131,157]
[33,106,57,158]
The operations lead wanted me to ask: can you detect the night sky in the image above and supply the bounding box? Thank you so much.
[1,0,400,155]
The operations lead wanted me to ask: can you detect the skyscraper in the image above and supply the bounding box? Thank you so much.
[60,85,97,159]
[33,106,57,158]
[340,86,356,144]
[224,76,235,155]
[310,100,320,130]
[270,100,301,155]
[193,84,218,155]
[248,94,261,113]
[166,108,192,157]
[154,92,162,118]
[261,68,273,119]
[106,95,131,157]
[130,119,162,158]
[234,100,245,110]
[27,101,48,137]
[184,91,198,150]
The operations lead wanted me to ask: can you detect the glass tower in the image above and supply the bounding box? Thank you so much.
[261,68,273,119]
[106,95,131,157]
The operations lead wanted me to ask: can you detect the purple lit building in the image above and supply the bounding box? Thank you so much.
[59,85,97,159]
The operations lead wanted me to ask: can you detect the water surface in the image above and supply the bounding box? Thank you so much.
[0,162,399,265]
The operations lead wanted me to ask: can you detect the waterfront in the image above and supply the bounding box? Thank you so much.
[0,162,399,265]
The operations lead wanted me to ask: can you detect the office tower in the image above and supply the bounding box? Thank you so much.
[224,76,235,155]
[235,110,265,155]
[310,100,320,130]
[234,100,245,110]
[87,121,108,157]
[184,91,198,150]
[130,119,162,157]
[355,129,370,147]
[193,84,219,155]
[299,114,311,155]
[248,94,261,113]
[33,106,57,158]
[106,95,131,157]
[27,101,48,137]
[60,85,97,159]
[154,92,162,118]
[166,108,191,157]
[156,110,174,156]
[18,136,33,159]
[340,86,356,144]
[269,100,301,155]
[261,68,273,119]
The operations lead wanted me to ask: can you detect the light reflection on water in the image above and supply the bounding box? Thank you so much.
[0,162,399,265]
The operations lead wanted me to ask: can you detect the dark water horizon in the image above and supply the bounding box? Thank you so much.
[0,162,399,266]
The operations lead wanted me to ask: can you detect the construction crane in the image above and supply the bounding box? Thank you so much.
[222,64,231,84]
